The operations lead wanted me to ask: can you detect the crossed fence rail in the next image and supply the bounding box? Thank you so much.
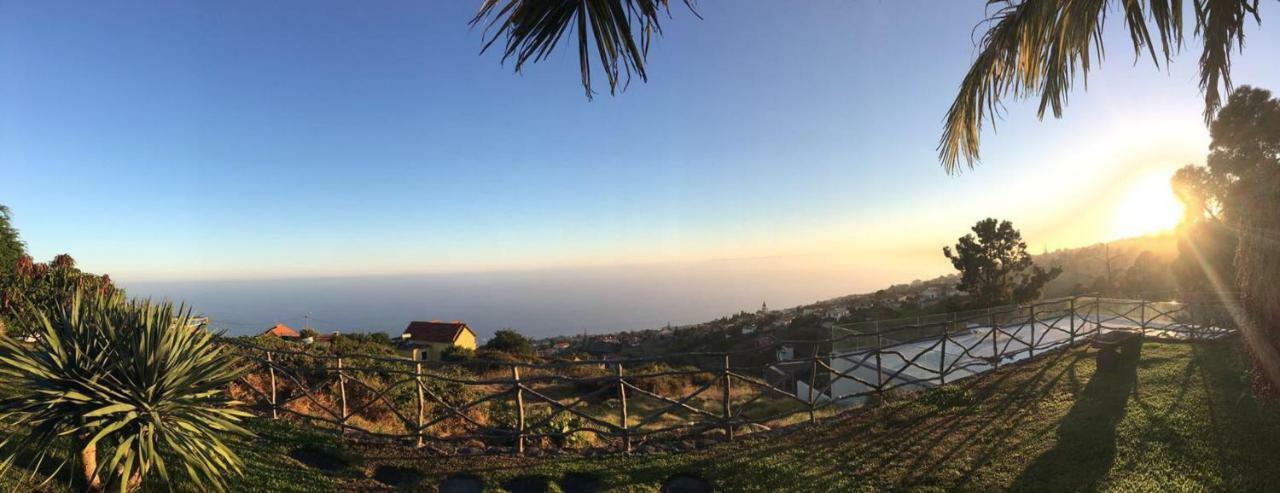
[224,295,1236,455]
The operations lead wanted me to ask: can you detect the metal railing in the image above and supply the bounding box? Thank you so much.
[224,295,1236,455]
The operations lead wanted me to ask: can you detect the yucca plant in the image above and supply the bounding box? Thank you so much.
[0,291,251,492]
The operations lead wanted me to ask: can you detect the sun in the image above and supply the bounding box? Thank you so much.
[1111,172,1185,239]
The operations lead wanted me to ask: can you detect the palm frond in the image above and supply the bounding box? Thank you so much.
[471,0,698,99]
[939,0,1261,173]
[1193,0,1260,124]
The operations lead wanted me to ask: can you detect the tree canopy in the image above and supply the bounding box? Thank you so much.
[944,218,1061,307]
[1169,85,1280,393]
[482,328,534,355]
[0,205,26,278]
[0,253,118,336]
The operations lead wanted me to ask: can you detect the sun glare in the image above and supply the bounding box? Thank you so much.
[1111,172,1184,239]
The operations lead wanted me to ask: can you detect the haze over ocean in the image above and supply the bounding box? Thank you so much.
[123,254,937,339]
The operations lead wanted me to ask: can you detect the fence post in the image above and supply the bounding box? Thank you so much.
[266,350,278,420]
[337,356,348,436]
[875,333,884,402]
[413,348,425,448]
[1140,298,1148,337]
[990,314,1000,371]
[1028,304,1037,358]
[939,318,949,386]
[722,353,733,442]
[1095,296,1103,335]
[1069,297,1077,346]
[807,357,818,423]
[513,366,525,455]
[617,363,630,454]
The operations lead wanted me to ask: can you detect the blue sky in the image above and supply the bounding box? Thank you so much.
[2,1,1278,284]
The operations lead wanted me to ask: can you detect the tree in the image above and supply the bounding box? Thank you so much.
[1171,163,1237,302]
[944,218,1061,307]
[1172,219,1236,301]
[482,328,534,355]
[300,327,319,340]
[0,291,250,492]
[0,253,118,337]
[1117,250,1172,297]
[469,1,1263,169]
[0,205,25,278]
[1171,86,1280,393]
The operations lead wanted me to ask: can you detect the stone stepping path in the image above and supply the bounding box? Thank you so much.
[371,465,424,489]
[662,475,713,493]
[439,475,484,493]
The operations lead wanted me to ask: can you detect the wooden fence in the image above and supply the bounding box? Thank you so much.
[225,295,1236,455]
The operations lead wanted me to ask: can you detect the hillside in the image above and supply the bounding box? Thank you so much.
[545,232,1183,360]
[1037,232,1179,299]
[238,338,1280,491]
[4,337,1265,492]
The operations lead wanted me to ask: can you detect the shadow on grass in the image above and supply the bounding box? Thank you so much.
[667,348,1088,492]
[1009,339,1140,491]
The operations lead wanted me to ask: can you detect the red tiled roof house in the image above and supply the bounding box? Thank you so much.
[402,320,478,361]
[262,323,300,339]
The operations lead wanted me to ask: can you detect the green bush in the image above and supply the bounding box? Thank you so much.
[487,401,593,449]
[442,345,475,362]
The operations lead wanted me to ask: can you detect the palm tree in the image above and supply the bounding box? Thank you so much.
[470,0,1263,170]
[0,291,250,492]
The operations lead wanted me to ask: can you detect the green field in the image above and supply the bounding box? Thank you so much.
[6,338,1279,492]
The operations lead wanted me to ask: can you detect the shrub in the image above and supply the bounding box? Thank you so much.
[486,401,594,449]
[442,345,476,362]
[0,291,251,492]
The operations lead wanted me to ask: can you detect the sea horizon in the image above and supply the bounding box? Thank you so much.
[123,254,941,339]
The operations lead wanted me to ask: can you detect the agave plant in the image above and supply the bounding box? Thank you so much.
[0,291,250,492]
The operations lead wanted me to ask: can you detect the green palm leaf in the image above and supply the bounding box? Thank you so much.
[471,0,699,98]
[939,0,1260,172]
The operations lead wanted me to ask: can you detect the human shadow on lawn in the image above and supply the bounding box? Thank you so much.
[1010,339,1140,491]
[668,347,1086,492]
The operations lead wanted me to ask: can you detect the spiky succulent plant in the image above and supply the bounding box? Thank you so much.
[0,291,250,492]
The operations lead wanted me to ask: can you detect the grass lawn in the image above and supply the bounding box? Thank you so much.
[7,338,1280,492]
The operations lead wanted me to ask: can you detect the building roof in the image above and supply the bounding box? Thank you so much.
[403,321,473,343]
[314,331,339,343]
[263,323,300,338]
